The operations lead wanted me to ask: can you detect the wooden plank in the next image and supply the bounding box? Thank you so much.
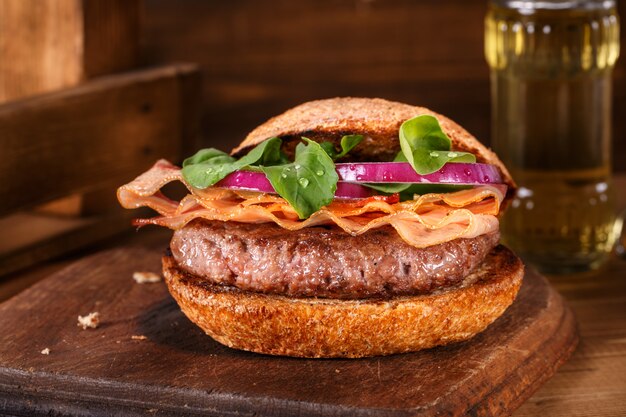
[0,0,83,101]
[0,0,140,102]
[0,0,141,218]
[0,63,201,216]
[83,0,141,78]
[0,244,576,416]
[0,211,135,277]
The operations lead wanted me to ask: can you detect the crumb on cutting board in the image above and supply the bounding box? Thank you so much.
[41,348,50,355]
[77,312,100,330]
[133,271,161,284]
[131,335,148,341]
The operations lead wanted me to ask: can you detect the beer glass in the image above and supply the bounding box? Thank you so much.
[485,0,621,273]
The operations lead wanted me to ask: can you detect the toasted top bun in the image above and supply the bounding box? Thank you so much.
[232,97,515,190]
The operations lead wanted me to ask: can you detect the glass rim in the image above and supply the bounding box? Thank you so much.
[490,0,616,13]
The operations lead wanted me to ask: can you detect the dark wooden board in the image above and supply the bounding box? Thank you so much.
[0,245,577,417]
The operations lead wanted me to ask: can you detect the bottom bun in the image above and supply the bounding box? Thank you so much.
[162,245,524,358]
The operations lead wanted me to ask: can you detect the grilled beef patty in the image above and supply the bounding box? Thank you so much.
[170,219,499,299]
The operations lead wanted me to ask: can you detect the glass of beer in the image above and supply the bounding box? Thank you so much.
[485,0,621,274]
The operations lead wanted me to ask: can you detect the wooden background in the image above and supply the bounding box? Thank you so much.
[141,0,626,171]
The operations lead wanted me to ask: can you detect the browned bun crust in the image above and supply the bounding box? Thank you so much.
[232,97,515,191]
[162,245,524,358]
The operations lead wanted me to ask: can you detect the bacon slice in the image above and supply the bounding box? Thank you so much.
[118,160,504,248]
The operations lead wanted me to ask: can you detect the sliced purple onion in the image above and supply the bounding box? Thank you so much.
[335,162,502,184]
[216,170,372,199]
[333,182,373,199]
[217,170,275,193]
[215,162,504,200]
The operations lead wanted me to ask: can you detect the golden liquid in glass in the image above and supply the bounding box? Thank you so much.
[485,2,621,273]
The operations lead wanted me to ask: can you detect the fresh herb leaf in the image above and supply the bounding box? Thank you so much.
[237,136,285,167]
[180,136,339,218]
[182,148,235,168]
[181,137,283,188]
[250,137,289,166]
[364,183,411,194]
[320,135,364,160]
[262,138,338,219]
[393,151,408,162]
[403,183,472,195]
[319,142,337,159]
[399,115,476,175]
[181,149,236,189]
[410,149,476,175]
[400,115,450,156]
[337,135,363,158]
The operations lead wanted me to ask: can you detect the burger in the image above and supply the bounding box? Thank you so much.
[117,97,523,358]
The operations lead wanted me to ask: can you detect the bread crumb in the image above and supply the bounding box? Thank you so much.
[131,335,148,341]
[335,369,341,373]
[133,271,161,284]
[41,348,50,355]
[77,312,100,330]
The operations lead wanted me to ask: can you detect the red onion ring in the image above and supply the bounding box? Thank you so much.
[216,171,373,199]
[215,162,504,199]
[335,162,502,184]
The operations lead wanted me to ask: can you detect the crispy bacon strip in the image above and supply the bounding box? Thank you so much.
[118,160,504,248]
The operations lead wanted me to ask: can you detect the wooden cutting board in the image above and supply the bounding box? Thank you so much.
[0,245,577,417]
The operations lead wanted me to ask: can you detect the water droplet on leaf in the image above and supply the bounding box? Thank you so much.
[294,164,301,170]
[316,170,324,176]
[447,152,458,158]
[430,151,439,158]
[298,178,309,188]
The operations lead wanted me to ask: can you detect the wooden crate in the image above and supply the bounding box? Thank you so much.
[0,0,202,276]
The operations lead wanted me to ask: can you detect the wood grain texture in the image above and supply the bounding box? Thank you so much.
[0,0,82,101]
[83,0,141,79]
[512,263,626,416]
[141,0,626,172]
[0,244,576,417]
[0,64,200,216]
[0,211,135,277]
[0,0,140,102]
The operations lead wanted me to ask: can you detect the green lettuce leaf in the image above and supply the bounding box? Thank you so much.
[181,137,283,188]
[399,115,476,175]
[320,135,363,160]
[262,138,338,219]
